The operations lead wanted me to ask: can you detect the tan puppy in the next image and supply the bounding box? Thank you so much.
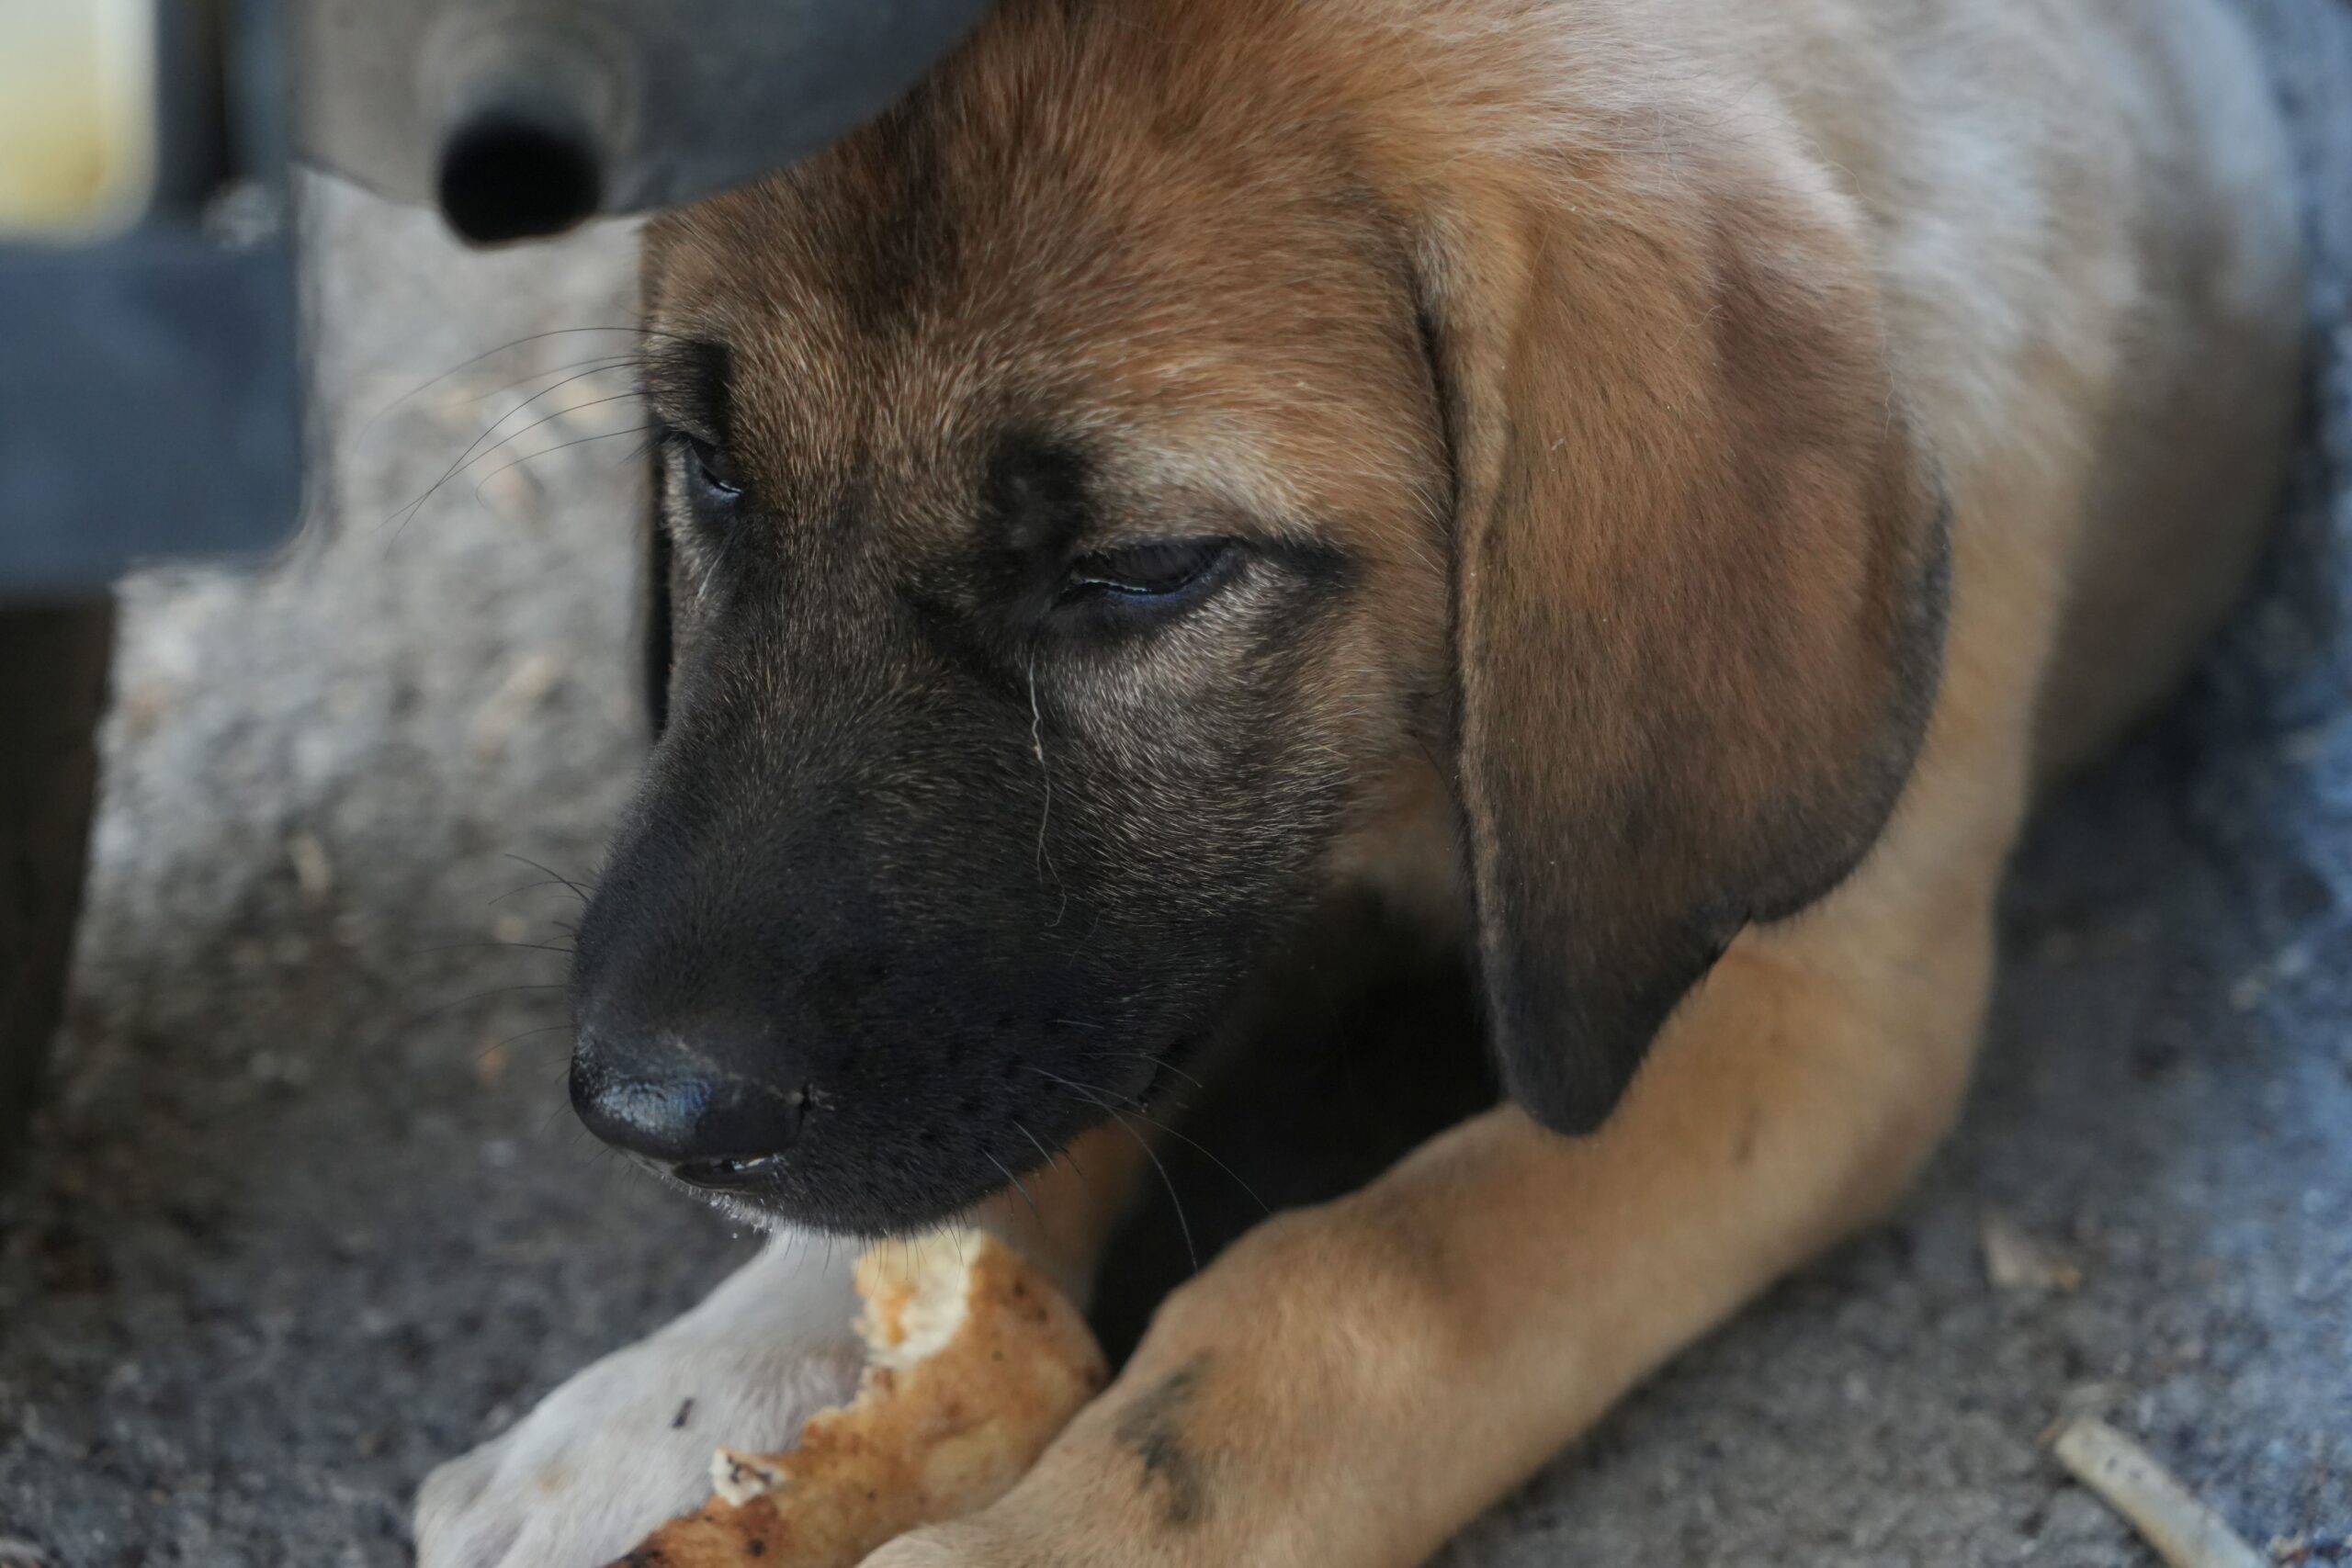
[418,2,2305,1564]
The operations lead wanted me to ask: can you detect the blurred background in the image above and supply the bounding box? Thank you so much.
[1,2,2349,1565]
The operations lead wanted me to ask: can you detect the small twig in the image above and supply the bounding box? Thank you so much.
[2049,1416,2267,1568]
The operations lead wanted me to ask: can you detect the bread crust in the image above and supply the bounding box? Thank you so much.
[611,1232,1106,1568]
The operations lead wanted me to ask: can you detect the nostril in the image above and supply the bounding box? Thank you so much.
[568,1039,809,1169]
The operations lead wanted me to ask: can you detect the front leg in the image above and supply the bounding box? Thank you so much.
[868,858,2001,1568]
[417,1231,866,1568]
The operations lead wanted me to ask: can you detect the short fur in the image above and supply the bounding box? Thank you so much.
[421,0,2306,1562]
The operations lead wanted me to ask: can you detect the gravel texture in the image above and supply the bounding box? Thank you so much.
[2,3,2348,1563]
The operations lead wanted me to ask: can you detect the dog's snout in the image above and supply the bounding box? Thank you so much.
[568,1011,809,1172]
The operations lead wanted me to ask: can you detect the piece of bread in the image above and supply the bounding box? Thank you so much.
[611,1230,1107,1568]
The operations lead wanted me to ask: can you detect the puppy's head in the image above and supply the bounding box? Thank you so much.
[570,0,1948,1234]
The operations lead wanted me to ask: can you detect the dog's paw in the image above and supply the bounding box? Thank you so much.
[416,1238,863,1568]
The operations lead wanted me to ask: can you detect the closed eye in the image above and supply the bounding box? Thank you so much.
[1058,538,1237,609]
[673,432,744,503]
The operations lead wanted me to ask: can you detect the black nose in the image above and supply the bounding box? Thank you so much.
[568,1010,809,1183]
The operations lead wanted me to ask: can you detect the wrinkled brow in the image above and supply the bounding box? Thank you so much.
[640,337,735,443]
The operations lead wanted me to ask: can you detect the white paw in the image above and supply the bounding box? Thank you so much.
[416,1235,864,1568]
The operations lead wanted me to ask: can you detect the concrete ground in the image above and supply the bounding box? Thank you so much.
[3,3,2348,1563]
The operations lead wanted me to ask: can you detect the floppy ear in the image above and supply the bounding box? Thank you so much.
[1424,148,1951,1134]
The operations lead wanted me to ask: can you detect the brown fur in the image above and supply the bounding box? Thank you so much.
[616,0,2307,1562]
[1418,114,1952,1128]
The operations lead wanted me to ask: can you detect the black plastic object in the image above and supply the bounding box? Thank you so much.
[296,0,996,241]
[0,599,112,1163]
[436,111,605,243]
[0,0,304,594]
[0,231,302,594]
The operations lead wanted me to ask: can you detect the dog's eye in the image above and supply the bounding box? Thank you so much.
[1061,538,1235,607]
[679,435,744,502]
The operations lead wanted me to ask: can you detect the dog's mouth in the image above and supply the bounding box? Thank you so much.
[668,1151,792,1192]
[606,1037,1209,1235]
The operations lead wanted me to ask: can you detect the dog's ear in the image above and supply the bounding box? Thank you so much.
[642,461,674,739]
[1421,146,1951,1134]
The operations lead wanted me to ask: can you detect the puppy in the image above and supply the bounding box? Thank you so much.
[417,0,2306,1563]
